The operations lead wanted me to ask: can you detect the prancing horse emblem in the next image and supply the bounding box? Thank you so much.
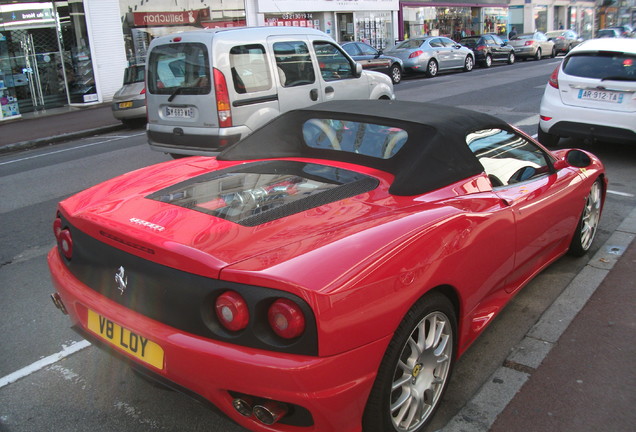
[115,266,128,295]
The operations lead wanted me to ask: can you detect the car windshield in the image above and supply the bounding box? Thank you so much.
[564,52,636,80]
[303,119,408,159]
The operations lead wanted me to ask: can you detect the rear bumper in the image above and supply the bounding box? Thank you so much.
[147,124,245,155]
[111,99,146,120]
[48,248,388,432]
[540,89,636,144]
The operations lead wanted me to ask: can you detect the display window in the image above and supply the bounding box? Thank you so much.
[0,1,96,114]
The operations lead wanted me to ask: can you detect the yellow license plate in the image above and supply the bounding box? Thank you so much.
[119,101,133,109]
[87,309,164,369]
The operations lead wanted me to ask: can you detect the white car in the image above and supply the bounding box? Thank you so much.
[538,38,636,146]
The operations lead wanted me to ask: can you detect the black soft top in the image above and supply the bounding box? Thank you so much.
[218,100,509,196]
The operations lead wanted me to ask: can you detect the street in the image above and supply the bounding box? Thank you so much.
[1,58,635,432]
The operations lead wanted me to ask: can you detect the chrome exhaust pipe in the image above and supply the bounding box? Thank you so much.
[232,396,254,417]
[50,293,68,315]
[252,401,288,425]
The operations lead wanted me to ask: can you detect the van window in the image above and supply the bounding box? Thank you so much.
[273,41,316,87]
[313,41,356,81]
[230,44,272,94]
[147,42,210,95]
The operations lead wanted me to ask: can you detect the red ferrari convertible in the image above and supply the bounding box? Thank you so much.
[49,100,605,432]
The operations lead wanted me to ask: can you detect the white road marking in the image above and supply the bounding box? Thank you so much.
[0,340,91,389]
[0,132,145,167]
[607,190,635,198]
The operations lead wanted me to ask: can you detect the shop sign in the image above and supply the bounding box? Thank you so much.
[0,6,55,27]
[133,9,209,27]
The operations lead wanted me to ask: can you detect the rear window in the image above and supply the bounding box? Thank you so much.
[147,42,210,95]
[563,52,636,80]
[396,39,424,49]
[303,119,408,159]
[123,65,145,85]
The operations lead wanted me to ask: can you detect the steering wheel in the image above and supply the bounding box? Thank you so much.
[305,119,341,150]
[383,130,408,159]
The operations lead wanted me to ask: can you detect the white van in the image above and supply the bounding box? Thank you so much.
[146,27,395,156]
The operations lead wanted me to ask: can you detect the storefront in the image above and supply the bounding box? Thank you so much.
[257,0,398,50]
[508,0,595,38]
[0,1,98,119]
[119,0,248,66]
[399,1,509,41]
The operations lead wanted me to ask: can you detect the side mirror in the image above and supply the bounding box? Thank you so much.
[554,149,592,170]
[378,49,384,55]
[354,62,363,78]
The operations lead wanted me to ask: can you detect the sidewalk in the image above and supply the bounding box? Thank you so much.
[2,107,635,432]
[0,103,126,154]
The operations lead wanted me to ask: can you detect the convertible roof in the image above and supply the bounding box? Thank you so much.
[218,100,510,196]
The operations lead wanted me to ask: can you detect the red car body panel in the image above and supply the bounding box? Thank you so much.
[48,101,606,432]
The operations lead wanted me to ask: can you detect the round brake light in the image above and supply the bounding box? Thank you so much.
[58,230,73,259]
[215,291,249,331]
[53,218,63,240]
[268,299,305,339]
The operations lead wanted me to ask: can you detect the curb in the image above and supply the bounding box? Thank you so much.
[441,205,636,432]
[0,124,127,155]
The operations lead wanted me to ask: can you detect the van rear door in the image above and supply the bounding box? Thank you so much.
[268,36,325,111]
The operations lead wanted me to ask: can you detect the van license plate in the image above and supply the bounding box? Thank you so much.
[87,309,164,370]
[165,106,194,118]
[578,89,623,103]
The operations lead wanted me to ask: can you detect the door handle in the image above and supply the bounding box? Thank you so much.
[310,89,318,101]
[325,86,334,94]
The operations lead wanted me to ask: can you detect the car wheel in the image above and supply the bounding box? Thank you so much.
[569,179,603,257]
[537,127,560,148]
[550,47,556,58]
[482,54,492,68]
[426,59,438,78]
[463,55,474,72]
[362,292,456,432]
[390,64,402,84]
[534,48,542,61]
[507,52,515,64]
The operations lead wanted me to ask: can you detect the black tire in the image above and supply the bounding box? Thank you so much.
[537,127,560,148]
[482,54,492,68]
[568,179,603,257]
[507,52,515,65]
[363,292,456,432]
[463,55,474,72]
[390,64,402,84]
[426,59,438,78]
[550,47,556,58]
[535,48,542,61]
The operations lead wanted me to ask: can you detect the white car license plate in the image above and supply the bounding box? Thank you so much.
[578,89,623,103]
[165,106,194,118]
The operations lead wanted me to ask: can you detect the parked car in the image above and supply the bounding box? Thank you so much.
[597,28,621,38]
[341,41,403,84]
[538,38,636,147]
[608,25,634,38]
[49,99,605,432]
[545,30,583,54]
[145,27,394,157]
[111,64,146,125]
[384,36,474,77]
[508,32,556,60]
[459,34,515,67]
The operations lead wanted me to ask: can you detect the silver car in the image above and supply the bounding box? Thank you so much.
[384,36,474,78]
[111,64,146,125]
[545,30,583,54]
[508,32,556,60]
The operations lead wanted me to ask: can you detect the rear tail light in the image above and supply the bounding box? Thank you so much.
[525,41,534,46]
[409,50,423,58]
[53,217,63,240]
[215,291,249,331]
[140,87,146,95]
[548,65,559,89]
[540,115,553,121]
[59,230,73,260]
[476,45,486,51]
[213,68,232,128]
[268,299,305,339]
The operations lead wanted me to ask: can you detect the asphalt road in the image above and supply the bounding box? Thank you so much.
[1,58,635,432]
